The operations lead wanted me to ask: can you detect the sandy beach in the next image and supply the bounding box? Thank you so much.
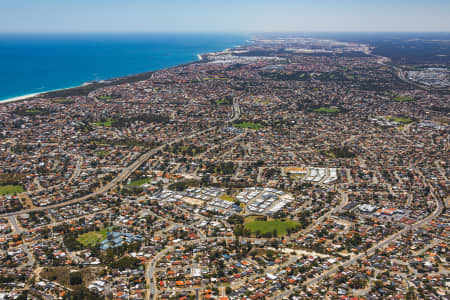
[0,93,42,104]
[0,83,90,105]
[0,51,210,106]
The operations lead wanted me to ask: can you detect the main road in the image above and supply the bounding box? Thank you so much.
[272,187,444,299]
[1,98,243,220]
[0,128,214,219]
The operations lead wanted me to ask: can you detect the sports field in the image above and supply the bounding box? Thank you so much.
[313,107,340,113]
[0,185,24,195]
[393,96,415,102]
[76,227,109,247]
[385,116,413,124]
[244,218,299,236]
[233,122,263,130]
[93,119,113,127]
[128,178,151,186]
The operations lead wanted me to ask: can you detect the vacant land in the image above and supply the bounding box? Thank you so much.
[0,185,24,196]
[244,218,299,236]
[181,196,204,206]
[98,95,113,100]
[233,121,263,130]
[41,266,100,288]
[321,147,355,158]
[50,99,74,104]
[253,98,271,104]
[26,109,43,114]
[77,228,109,247]
[128,178,152,186]
[168,144,206,156]
[313,107,340,114]
[386,116,414,124]
[215,97,233,105]
[95,150,110,157]
[220,194,236,202]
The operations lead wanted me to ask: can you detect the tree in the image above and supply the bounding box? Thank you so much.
[226,286,232,295]
[63,287,102,300]
[69,272,83,285]
[110,256,141,270]
[406,287,417,300]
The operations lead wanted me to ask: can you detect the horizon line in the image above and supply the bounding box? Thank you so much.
[1,31,450,34]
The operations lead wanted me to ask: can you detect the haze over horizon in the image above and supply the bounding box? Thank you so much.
[1,0,449,33]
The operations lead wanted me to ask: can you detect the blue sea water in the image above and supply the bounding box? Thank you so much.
[0,33,248,101]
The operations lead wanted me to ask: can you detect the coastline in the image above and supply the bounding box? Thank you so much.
[0,83,88,104]
[0,40,247,105]
[0,93,42,104]
[0,55,205,105]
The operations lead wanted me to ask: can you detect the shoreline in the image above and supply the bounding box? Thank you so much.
[0,54,206,104]
[0,74,163,104]
[0,49,233,105]
[0,35,252,105]
[0,93,43,104]
[0,64,181,105]
[0,83,89,104]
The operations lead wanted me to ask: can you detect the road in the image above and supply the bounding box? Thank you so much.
[3,100,242,274]
[146,245,172,300]
[145,100,243,300]
[291,187,348,238]
[2,207,113,240]
[307,195,442,285]
[20,239,35,269]
[8,215,24,234]
[68,156,83,183]
[143,209,207,240]
[272,189,444,299]
[393,66,450,93]
[196,131,246,159]
[145,184,441,300]
[145,237,232,300]
[1,98,243,220]
[229,97,241,123]
[0,128,214,219]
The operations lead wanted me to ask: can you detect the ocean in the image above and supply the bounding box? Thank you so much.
[0,33,248,101]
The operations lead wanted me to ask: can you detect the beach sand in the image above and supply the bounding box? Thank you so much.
[0,93,42,104]
[0,50,209,106]
[0,83,89,105]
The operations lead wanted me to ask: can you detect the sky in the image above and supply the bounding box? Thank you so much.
[1,0,449,33]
